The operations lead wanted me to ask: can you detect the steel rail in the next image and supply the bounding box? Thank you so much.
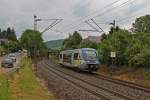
[44,61,135,100]
[48,60,150,93]
[38,62,111,100]
[94,73,150,93]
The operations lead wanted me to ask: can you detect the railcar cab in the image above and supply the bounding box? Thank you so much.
[81,48,100,72]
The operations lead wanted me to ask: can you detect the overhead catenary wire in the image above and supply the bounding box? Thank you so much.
[85,21,100,32]
[42,19,63,33]
[62,0,123,30]
[33,15,63,33]
[90,18,105,33]
[62,0,135,33]
[79,30,101,32]
[94,0,134,18]
[44,0,134,35]
[47,0,139,40]
[41,20,58,33]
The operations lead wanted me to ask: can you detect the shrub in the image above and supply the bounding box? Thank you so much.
[128,46,150,67]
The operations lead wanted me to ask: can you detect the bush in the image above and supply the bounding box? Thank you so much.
[128,47,150,67]
[98,29,132,65]
[125,42,143,63]
[125,32,150,67]
[98,40,111,65]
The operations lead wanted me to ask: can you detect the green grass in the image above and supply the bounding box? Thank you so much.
[0,57,54,100]
[17,58,37,93]
[0,74,11,100]
[10,57,55,100]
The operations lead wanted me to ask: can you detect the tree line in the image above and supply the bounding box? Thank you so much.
[0,27,17,41]
[0,27,20,55]
[0,26,48,58]
[62,15,150,68]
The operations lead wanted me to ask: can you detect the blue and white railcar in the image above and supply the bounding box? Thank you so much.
[59,48,100,72]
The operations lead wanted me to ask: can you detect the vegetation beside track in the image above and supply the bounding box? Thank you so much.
[0,74,11,100]
[0,57,55,100]
[98,65,150,87]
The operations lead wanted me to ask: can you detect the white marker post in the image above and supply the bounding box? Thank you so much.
[110,51,116,66]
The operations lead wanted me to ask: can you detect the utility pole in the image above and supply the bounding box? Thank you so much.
[109,20,116,67]
[110,20,116,28]
[34,15,37,31]
[34,15,42,31]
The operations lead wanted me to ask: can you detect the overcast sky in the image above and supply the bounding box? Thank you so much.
[0,0,150,41]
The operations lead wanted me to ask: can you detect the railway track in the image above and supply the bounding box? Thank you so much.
[51,62,150,100]
[45,60,150,100]
[39,62,111,100]
[39,61,138,100]
[94,73,150,93]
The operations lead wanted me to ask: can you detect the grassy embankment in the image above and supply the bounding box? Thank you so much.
[0,74,11,100]
[98,65,150,87]
[0,57,55,100]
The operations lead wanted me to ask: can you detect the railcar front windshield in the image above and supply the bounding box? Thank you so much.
[85,50,97,59]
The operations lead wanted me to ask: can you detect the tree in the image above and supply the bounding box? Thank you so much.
[98,39,111,65]
[109,26,120,34]
[0,27,17,41]
[1,30,7,38]
[7,27,11,40]
[10,28,17,41]
[0,28,2,38]
[20,29,47,58]
[72,31,82,45]
[125,32,150,67]
[98,14,150,67]
[63,31,82,49]
[133,15,150,33]
[0,27,19,55]
[80,39,98,49]
[98,29,132,65]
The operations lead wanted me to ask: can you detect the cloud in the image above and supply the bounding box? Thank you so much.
[0,0,149,41]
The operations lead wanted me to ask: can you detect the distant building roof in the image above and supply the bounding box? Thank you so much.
[85,35,103,43]
[0,38,8,40]
[0,38,8,43]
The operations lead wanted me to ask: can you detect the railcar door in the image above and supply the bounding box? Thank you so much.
[73,53,82,66]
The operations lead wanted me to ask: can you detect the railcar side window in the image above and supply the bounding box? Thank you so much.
[74,53,79,60]
[63,53,72,63]
[59,54,62,59]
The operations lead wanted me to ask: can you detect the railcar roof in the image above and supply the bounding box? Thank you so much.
[81,48,96,51]
[60,48,96,53]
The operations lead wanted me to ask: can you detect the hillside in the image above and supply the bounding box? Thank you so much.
[45,39,64,49]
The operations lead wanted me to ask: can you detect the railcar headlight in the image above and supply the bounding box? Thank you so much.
[86,61,90,63]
